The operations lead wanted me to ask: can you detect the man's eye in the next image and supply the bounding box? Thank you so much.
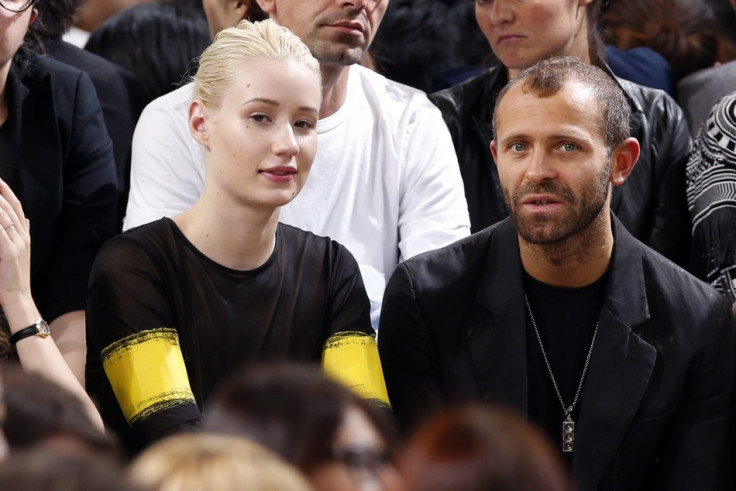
[511,143,526,152]
[560,142,577,152]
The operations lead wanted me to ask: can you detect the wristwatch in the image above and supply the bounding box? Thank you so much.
[10,318,50,345]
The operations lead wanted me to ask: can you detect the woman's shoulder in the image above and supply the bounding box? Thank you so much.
[96,219,177,267]
[277,223,359,268]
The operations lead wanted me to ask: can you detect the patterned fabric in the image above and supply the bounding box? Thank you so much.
[686,91,736,300]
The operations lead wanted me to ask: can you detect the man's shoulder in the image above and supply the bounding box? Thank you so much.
[351,65,439,117]
[143,82,195,115]
[398,221,508,283]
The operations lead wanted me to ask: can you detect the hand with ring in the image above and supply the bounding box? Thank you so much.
[0,178,33,325]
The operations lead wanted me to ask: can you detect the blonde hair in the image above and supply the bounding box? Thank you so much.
[128,433,314,491]
[193,19,320,110]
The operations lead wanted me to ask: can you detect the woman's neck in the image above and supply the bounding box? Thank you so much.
[172,190,280,271]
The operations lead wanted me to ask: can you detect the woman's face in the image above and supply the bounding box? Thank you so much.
[308,406,402,491]
[0,2,34,78]
[190,57,321,210]
[474,0,592,76]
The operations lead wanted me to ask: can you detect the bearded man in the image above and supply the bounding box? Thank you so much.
[378,57,735,490]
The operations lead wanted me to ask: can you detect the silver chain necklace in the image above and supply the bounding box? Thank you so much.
[524,294,599,453]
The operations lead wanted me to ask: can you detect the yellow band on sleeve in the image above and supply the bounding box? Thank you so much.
[101,328,196,426]
[322,331,390,408]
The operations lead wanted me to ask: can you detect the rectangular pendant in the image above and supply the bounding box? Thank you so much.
[562,418,575,453]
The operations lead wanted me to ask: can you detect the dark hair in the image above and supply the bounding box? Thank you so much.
[203,362,399,473]
[29,0,81,40]
[0,448,139,491]
[84,1,211,104]
[602,0,719,79]
[369,0,462,92]
[493,56,631,154]
[0,362,116,454]
[585,0,608,67]
[400,404,570,491]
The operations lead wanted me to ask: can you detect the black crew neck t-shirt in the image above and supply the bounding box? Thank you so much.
[523,271,608,465]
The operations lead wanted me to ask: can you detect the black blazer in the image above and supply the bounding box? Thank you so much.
[2,52,117,321]
[379,216,735,490]
[43,39,146,230]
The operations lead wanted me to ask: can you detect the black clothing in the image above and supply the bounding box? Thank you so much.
[430,65,693,267]
[524,272,607,466]
[378,216,735,490]
[86,219,375,452]
[43,39,147,230]
[4,51,117,321]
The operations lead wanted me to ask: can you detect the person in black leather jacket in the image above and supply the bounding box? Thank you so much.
[431,0,692,267]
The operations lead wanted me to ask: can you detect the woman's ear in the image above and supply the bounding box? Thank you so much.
[189,100,210,150]
[254,0,276,17]
[29,8,38,24]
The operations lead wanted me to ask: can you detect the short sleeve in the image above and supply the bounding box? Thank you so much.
[85,234,199,451]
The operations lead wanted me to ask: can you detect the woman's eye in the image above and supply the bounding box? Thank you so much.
[250,114,270,123]
[294,120,315,130]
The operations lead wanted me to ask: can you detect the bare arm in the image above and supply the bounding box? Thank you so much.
[0,180,103,432]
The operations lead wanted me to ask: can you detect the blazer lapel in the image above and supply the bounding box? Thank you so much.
[466,219,528,413]
[572,217,657,490]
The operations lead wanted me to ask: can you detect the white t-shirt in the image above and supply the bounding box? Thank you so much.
[125,65,470,321]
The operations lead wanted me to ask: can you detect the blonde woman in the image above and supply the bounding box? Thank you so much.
[86,19,388,453]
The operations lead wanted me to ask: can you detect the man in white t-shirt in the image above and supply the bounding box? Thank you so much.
[125,0,470,323]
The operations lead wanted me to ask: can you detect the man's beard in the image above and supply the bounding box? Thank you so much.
[505,166,610,246]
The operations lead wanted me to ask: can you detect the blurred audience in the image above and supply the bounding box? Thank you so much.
[85,1,211,104]
[601,0,719,81]
[128,433,313,491]
[687,91,736,299]
[29,0,146,230]
[370,0,461,93]
[678,0,736,135]
[1,364,112,454]
[0,448,138,491]
[400,404,571,491]
[204,363,403,491]
[65,0,157,47]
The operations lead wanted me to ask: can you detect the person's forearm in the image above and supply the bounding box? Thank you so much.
[8,303,104,432]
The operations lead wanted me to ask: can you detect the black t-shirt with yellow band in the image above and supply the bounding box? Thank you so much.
[85,218,388,453]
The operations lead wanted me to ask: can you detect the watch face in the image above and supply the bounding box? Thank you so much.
[36,320,50,337]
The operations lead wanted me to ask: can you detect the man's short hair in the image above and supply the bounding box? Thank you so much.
[493,56,631,154]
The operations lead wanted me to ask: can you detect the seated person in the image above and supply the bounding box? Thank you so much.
[687,90,736,300]
[431,0,692,268]
[1,0,118,384]
[380,57,734,489]
[124,0,471,326]
[0,181,103,433]
[85,19,388,453]
[204,363,402,491]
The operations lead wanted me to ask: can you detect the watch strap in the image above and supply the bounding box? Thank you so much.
[10,319,49,345]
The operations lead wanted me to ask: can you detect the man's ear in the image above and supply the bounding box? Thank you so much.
[189,100,210,149]
[609,137,640,186]
[490,140,499,163]
[254,0,275,16]
[29,8,38,24]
